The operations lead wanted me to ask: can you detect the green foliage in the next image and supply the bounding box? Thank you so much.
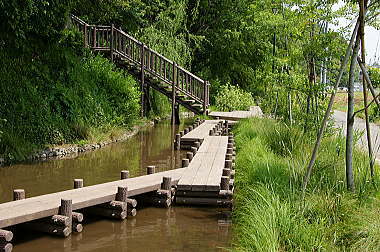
[369,67,380,89]
[233,118,380,251]
[0,0,72,49]
[0,38,140,161]
[215,84,255,112]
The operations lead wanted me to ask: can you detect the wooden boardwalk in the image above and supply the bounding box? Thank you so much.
[0,168,184,229]
[180,120,219,148]
[209,106,263,121]
[0,119,236,251]
[177,136,228,191]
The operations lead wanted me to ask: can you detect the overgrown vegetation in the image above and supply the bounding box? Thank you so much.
[215,84,255,112]
[233,118,380,251]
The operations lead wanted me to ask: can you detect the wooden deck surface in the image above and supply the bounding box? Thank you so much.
[181,120,220,142]
[177,136,228,192]
[0,168,185,228]
[209,106,263,120]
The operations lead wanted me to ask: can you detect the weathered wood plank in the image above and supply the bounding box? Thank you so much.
[191,137,226,191]
[0,168,184,228]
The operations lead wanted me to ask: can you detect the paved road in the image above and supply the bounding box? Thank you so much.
[332,110,380,160]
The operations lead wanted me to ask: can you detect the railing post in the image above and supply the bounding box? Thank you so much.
[203,81,208,115]
[140,43,145,117]
[110,24,114,62]
[84,24,88,48]
[172,62,177,126]
[93,27,97,48]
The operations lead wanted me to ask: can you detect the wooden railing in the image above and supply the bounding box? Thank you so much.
[70,15,210,113]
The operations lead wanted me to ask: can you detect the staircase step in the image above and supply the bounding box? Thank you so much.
[192,104,203,108]
[183,99,195,103]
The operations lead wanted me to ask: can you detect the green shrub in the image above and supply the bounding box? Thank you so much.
[215,84,255,111]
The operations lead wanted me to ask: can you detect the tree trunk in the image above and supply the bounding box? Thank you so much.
[302,19,360,193]
[359,0,374,178]
[346,32,361,192]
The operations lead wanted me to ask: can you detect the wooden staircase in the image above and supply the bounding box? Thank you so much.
[70,15,210,115]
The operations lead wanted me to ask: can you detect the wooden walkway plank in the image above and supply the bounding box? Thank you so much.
[190,137,227,191]
[176,153,205,191]
[0,168,185,228]
[205,137,229,191]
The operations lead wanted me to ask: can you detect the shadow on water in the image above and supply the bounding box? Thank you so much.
[0,120,232,251]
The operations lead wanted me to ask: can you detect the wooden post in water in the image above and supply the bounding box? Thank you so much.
[121,170,129,179]
[209,129,214,136]
[186,152,193,162]
[13,189,25,201]
[194,141,200,150]
[59,199,72,234]
[74,179,83,189]
[191,147,197,155]
[147,166,155,175]
[184,128,189,134]
[0,229,13,252]
[175,134,181,150]
[116,186,128,202]
[182,159,189,168]
[221,176,230,191]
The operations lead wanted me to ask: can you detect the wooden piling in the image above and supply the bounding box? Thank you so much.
[209,129,214,136]
[161,177,172,190]
[175,134,181,150]
[226,154,232,161]
[221,176,230,191]
[100,201,127,211]
[227,143,233,149]
[126,198,137,208]
[184,128,189,134]
[222,168,231,177]
[146,165,155,175]
[0,230,13,243]
[85,207,127,220]
[72,212,84,223]
[121,170,129,179]
[225,160,232,169]
[186,152,193,162]
[116,186,128,202]
[191,147,197,155]
[74,179,84,189]
[182,158,189,168]
[180,131,184,137]
[194,141,200,149]
[13,189,25,201]
[0,243,12,252]
[227,148,233,154]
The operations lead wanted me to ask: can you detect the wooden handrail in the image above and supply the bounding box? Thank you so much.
[70,15,209,112]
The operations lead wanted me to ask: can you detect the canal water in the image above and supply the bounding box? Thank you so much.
[0,120,232,251]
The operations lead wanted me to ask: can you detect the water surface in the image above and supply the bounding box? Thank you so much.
[0,120,232,251]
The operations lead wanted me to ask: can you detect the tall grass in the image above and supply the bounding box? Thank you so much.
[233,118,380,251]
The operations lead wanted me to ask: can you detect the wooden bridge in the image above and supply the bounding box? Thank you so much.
[70,15,210,120]
[0,119,235,252]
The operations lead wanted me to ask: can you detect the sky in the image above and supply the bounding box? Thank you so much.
[332,1,380,65]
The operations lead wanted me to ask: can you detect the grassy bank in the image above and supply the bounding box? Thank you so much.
[232,118,380,251]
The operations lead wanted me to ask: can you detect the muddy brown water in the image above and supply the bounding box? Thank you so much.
[0,120,232,251]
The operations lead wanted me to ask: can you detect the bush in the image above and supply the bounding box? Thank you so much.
[215,84,255,111]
